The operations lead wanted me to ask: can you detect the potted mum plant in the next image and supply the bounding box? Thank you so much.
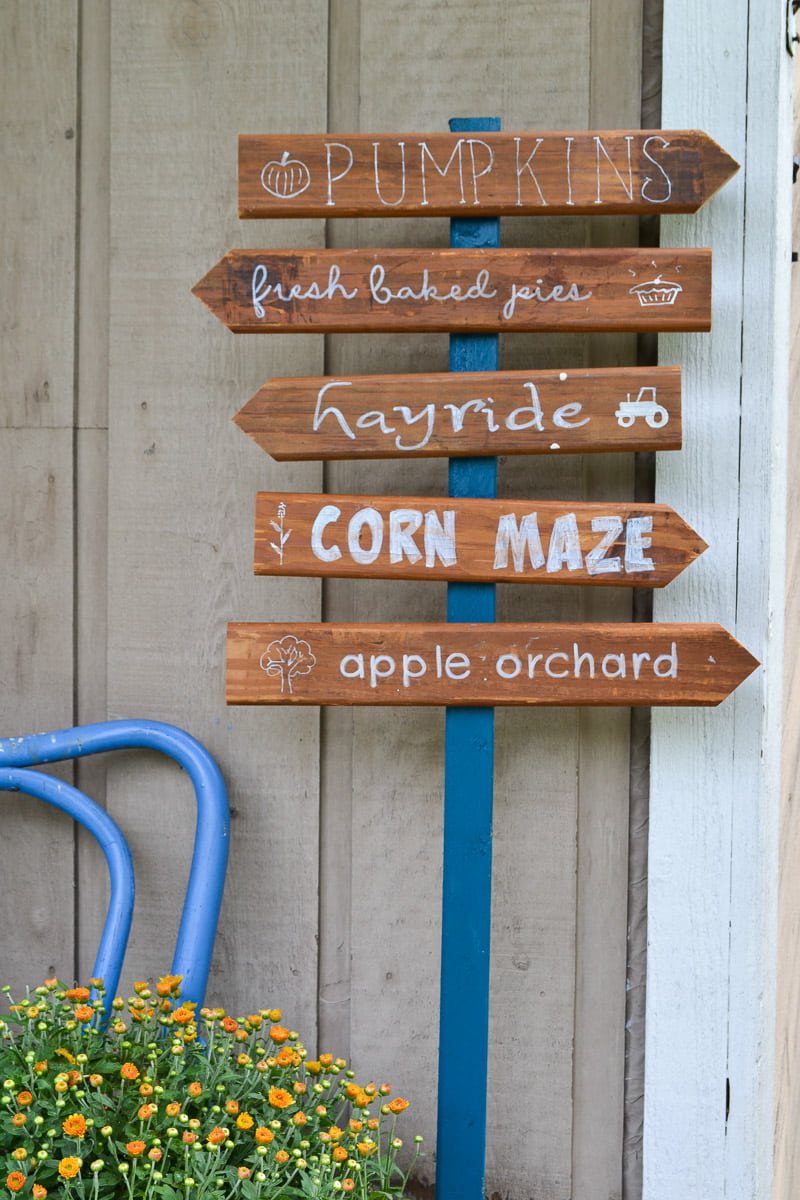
[0,976,421,1199]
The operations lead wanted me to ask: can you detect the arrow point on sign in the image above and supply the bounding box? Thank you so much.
[699,131,741,206]
[192,258,228,327]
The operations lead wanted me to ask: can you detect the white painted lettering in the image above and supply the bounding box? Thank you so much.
[625,516,654,571]
[391,404,435,451]
[573,645,596,677]
[340,653,364,679]
[545,652,569,678]
[508,383,545,431]
[445,652,471,680]
[348,508,383,565]
[496,653,522,679]
[324,142,354,205]
[632,652,651,679]
[514,137,547,205]
[602,653,627,678]
[369,654,396,688]
[313,380,355,439]
[585,516,623,575]
[389,509,423,565]
[493,513,546,572]
[372,141,407,207]
[653,643,678,678]
[547,513,583,572]
[424,510,457,568]
[641,136,673,204]
[466,139,494,203]
[311,505,342,562]
[594,135,634,203]
[419,139,466,206]
[552,401,589,429]
[402,653,427,687]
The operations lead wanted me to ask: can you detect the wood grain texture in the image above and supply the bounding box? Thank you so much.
[227,622,758,707]
[252,491,707,585]
[0,1,78,991]
[236,365,682,459]
[647,3,790,1200]
[106,0,328,1027]
[239,130,739,218]
[193,246,712,333]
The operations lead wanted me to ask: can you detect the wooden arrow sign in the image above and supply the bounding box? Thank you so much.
[238,130,739,218]
[235,365,682,460]
[226,622,759,707]
[253,493,706,587]
[192,248,712,334]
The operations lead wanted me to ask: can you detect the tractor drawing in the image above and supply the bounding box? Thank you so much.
[614,386,669,428]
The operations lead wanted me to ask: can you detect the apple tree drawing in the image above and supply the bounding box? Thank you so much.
[259,635,316,695]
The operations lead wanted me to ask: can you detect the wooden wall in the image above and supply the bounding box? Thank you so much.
[1,3,647,1196]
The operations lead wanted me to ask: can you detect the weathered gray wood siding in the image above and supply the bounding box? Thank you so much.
[1,3,646,1196]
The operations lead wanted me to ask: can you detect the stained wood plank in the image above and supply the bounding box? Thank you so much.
[193,247,712,333]
[252,492,707,586]
[227,622,758,707]
[239,130,738,217]
[236,365,682,460]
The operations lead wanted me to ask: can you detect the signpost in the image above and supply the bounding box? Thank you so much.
[195,117,749,1200]
[235,365,682,459]
[226,622,759,707]
[191,247,711,334]
[252,492,707,586]
[238,130,739,218]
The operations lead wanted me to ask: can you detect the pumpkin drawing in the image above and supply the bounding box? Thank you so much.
[260,151,311,199]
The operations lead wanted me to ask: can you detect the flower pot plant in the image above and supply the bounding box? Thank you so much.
[0,976,421,1198]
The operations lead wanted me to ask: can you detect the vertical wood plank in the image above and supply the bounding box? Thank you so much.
[775,51,800,1200]
[106,0,328,1029]
[647,3,790,1198]
[0,2,79,989]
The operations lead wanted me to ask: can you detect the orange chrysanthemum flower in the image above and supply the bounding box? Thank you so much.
[126,1141,146,1157]
[139,1083,153,1096]
[58,1157,82,1179]
[55,1047,76,1064]
[318,1053,333,1067]
[276,1047,300,1067]
[357,1141,378,1156]
[328,1126,344,1142]
[89,1074,103,1086]
[137,1103,157,1121]
[165,1102,181,1117]
[342,1180,356,1193]
[33,1061,47,1075]
[268,1086,293,1109]
[292,1112,308,1127]
[120,1062,139,1080]
[187,1081,203,1098]
[156,974,182,997]
[254,1127,274,1145]
[182,1132,196,1145]
[11,1113,26,1127]
[388,1097,409,1113]
[236,1111,254,1131]
[225,1099,239,1115]
[32,1185,47,1198]
[269,1025,290,1044]
[62,1113,87,1138]
[275,1150,290,1164]
[6,1173,25,1193]
[221,1016,238,1033]
[16,1091,32,1106]
[74,1005,93,1022]
[333,1146,349,1162]
[206,1126,228,1146]
[172,1006,195,1025]
[65,987,90,1002]
[305,1060,321,1075]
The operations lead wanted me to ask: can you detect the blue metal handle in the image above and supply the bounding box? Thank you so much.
[0,720,229,1012]
[0,767,135,1012]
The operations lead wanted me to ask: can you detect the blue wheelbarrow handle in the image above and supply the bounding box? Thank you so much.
[0,720,229,1013]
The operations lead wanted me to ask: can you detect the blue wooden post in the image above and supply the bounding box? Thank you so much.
[436,115,500,1200]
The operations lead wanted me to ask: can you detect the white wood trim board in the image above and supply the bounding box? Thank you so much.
[645,2,792,1197]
